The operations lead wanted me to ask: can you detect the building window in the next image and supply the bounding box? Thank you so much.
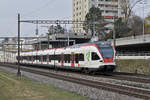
[76,13,78,16]
[98,4,104,7]
[76,1,78,5]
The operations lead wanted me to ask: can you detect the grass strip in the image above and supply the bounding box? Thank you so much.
[0,70,86,100]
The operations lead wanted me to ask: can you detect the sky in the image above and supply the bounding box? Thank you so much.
[133,0,150,18]
[0,0,150,37]
[0,0,72,37]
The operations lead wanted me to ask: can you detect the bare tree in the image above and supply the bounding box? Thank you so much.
[119,0,142,24]
[130,15,143,36]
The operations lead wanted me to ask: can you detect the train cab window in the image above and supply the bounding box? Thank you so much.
[92,52,100,60]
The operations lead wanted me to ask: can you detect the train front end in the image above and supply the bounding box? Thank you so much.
[96,42,116,72]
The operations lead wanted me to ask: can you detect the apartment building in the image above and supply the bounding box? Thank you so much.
[72,0,125,34]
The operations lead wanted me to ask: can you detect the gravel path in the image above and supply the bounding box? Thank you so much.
[0,66,142,100]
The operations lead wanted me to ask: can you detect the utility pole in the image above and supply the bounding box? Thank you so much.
[17,13,21,76]
[47,33,50,49]
[139,0,147,41]
[113,8,117,59]
[113,20,116,50]
[142,0,146,41]
[35,21,40,50]
[3,45,5,63]
[65,24,69,46]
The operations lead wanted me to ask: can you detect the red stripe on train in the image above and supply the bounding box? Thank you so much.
[103,58,113,63]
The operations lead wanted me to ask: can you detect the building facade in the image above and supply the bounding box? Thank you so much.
[72,0,125,34]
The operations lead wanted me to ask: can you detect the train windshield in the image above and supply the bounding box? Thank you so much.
[96,43,114,58]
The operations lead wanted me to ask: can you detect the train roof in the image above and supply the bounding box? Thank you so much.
[20,41,111,54]
[72,41,111,47]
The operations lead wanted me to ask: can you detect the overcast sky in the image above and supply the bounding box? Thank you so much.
[0,0,149,37]
[0,0,72,37]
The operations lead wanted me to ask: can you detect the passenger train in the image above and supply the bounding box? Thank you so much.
[18,41,116,73]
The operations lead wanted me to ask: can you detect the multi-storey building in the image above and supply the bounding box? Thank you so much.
[72,0,125,34]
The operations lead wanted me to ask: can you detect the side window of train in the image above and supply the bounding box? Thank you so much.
[68,54,70,63]
[49,55,51,62]
[16,56,18,60]
[29,56,31,61]
[43,55,47,62]
[25,56,28,60]
[53,55,61,62]
[37,55,40,61]
[36,56,38,61]
[64,54,69,63]
[64,54,70,63]
[79,54,84,61]
[40,55,43,61]
[75,54,79,63]
[56,55,61,62]
[92,52,100,60]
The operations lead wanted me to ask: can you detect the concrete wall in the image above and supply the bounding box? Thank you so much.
[109,34,150,46]
[116,56,150,59]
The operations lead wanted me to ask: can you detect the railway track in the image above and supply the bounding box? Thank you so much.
[20,63,150,84]
[96,73,150,84]
[0,63,150,99]
[1,63,150,84]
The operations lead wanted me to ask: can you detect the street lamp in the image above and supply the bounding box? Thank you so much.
[140,0,147,41]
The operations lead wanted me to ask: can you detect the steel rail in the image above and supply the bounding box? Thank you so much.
[96,74,150,84]
[1,63,150,84]
[0,63,150,99]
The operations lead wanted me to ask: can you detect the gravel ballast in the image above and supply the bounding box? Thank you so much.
[0,66,142,100]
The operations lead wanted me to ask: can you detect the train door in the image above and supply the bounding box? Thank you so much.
[47,55,49,64]
[41,55,43,64]
[84,51,91,67]
[91,52,101,67]
[32,56,33,64]
[61,53,64,66]
[71,53,75,67]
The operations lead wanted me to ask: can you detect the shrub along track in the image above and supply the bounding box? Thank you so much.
[0,63,150,99]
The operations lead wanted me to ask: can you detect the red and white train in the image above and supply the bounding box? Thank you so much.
[18,41,116,73]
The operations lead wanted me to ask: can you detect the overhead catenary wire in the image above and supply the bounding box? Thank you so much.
[22,0,58,17]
